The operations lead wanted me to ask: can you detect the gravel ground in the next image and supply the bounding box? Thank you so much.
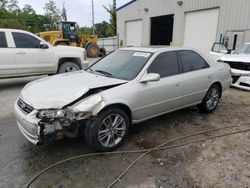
[0,70,249,188]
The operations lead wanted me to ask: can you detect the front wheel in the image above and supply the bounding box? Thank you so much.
[58,62,81,74]
[85,108,130,152]
[198,84,221,113]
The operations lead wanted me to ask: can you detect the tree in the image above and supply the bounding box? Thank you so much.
[0,0,8,9]
[61,1,67,21]
[22,4,35,15]
[103,0,116,36]
[95,21,110,38]
[77,26,92,35]
[44,0,61,29]
[7,0,19,12]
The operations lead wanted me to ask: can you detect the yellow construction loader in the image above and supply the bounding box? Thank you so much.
[38,21,106,58]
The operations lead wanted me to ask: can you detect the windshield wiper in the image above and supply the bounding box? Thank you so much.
[94,70,114,78]
[87,67,94,72]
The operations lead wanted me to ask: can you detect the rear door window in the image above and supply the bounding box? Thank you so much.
[179,50,209,73]
[0,32,8,48]
[12,32,41,48]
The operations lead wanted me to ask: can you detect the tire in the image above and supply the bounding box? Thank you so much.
[57,62,81,74]
[99,47,106,57]
[85,108,130,152]
[86,43,100,58]
[198,84,221,113]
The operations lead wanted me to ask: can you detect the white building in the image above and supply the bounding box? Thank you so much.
[117,0,250,54]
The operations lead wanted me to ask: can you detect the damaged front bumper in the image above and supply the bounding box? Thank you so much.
[15,101,89,145]
[15,102,41,145]
[231,68,250,91]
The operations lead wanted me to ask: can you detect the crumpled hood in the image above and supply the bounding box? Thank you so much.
[20,71,127,109]
[220,54,250,63]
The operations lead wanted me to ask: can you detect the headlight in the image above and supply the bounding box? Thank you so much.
[37,109,65,119]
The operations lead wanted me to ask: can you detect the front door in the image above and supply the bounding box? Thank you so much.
[11,32,52,75]
[133,51,183,121]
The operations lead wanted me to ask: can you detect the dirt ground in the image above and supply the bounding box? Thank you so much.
[0,76,249,188]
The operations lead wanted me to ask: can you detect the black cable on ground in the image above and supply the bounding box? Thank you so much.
[107,125,250,187]
[25,124,250,188]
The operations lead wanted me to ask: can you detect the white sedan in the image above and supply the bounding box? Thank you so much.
[15,47,232,151]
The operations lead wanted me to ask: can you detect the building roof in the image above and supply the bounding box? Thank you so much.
[116,0,136,11]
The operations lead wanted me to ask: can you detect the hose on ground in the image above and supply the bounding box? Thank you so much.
[25,124,250,188]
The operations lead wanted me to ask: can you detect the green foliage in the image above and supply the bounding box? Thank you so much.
[44,0,61,29]
[0,1,52,33]
[95,21,110,38]
[103,0,116,36]
[77,21,114,38]
[0,0,115,38]
[77,26,92,35]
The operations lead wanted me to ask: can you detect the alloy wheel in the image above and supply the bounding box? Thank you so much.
[98,114,126,148]
[206,87,219,110]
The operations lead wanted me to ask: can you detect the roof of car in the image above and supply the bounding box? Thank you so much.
[119,46,191,53]
[0,28,33,34]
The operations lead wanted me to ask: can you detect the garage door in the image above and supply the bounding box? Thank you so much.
[126,20,142,46]
[183,9,219,54]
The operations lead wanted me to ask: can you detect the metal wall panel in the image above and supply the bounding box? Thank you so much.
[117,0,250,48]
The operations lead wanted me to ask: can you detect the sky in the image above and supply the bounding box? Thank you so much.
[18,0,130,27]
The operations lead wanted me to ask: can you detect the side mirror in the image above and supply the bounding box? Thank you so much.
[39,42,49,49]
[140,73,160,83]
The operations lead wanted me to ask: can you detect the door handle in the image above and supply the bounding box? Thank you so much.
[176,83,181,87]
[16,51,26,55]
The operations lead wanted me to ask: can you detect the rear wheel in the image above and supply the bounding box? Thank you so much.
[86,43,100,58]
[58,62,81,74]
[198,84,221,113]
[99,47,106,57]
[85,108,130,152]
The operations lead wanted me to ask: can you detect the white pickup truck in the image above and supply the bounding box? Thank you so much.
[0,29,87,78]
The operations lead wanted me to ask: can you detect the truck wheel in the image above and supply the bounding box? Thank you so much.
[86,43,100,58]
[58,62,81,74]
[85,108,130,152]
[99,47,106,57]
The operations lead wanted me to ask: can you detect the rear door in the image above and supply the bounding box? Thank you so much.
[133,51,183,120]
[178,50,212,106]
[0,31,16,77]
[11,32,53,75]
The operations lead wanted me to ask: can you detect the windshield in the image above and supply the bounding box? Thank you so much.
[87,50,152,80]
[233,44,250,54]
[63,23,76,34]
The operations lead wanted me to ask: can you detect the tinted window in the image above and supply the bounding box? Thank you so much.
[148,51,179,78]
[12,32,40,48]
[0,32,8,48]
[179,50,209,73]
